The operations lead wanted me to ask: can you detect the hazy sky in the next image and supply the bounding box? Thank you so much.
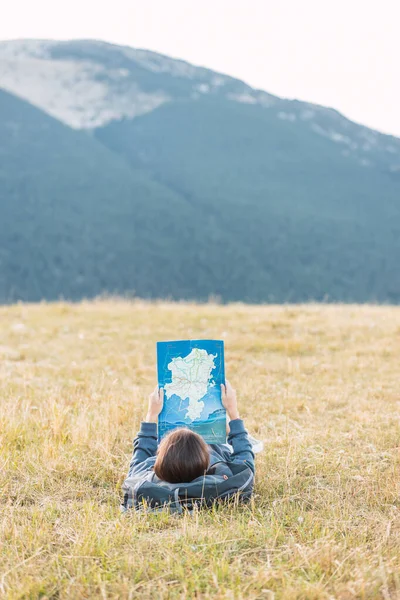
[1,0,399,137]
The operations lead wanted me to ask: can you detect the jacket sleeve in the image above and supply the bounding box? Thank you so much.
[128,422,158,477]
[227,419,255,473]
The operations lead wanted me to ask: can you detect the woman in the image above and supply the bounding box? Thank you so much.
[122,381,255,512]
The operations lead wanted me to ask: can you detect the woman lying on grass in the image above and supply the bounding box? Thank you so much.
[122,381,256,512]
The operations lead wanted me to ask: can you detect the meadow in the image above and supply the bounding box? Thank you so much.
[1,300,400,599]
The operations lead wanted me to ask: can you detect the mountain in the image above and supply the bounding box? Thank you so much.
[0,87,185,301]
[0,88,267,303]
[2,39,399,169]
[1,39,400,303]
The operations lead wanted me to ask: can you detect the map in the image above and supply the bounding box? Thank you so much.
[157,340,226,443]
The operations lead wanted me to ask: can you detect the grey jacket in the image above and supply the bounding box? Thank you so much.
[122,419,255,511]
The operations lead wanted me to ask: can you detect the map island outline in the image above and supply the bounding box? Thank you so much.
[164,347,217,420]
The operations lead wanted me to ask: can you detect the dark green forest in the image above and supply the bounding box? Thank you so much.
[1,83,400,303]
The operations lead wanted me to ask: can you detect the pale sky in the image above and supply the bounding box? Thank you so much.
[1,0,399,137]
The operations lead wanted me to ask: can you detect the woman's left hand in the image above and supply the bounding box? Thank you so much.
[145,386,164,423]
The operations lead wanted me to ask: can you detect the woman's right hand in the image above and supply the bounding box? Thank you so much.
[221,380,240,421]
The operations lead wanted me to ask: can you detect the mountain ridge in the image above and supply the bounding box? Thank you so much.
[1,38,399,176]
[1,38,398,135]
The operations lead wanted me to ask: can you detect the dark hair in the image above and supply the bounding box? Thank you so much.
[154,428,210,484]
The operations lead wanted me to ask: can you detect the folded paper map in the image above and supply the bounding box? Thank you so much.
[157,339,226,443]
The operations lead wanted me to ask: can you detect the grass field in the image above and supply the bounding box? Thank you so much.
[1,300,400,599]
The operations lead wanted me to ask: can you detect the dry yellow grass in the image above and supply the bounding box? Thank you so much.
[1,300,400,599]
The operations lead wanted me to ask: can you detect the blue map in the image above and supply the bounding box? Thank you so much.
[157,340,226,443]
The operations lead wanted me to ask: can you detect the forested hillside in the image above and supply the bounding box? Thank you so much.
[1,40,400,303]
[0,90,269,303]
[96,97,400,302]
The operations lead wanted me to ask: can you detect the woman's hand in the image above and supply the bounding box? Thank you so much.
[145,386,164,423]
[221,380,240,421]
